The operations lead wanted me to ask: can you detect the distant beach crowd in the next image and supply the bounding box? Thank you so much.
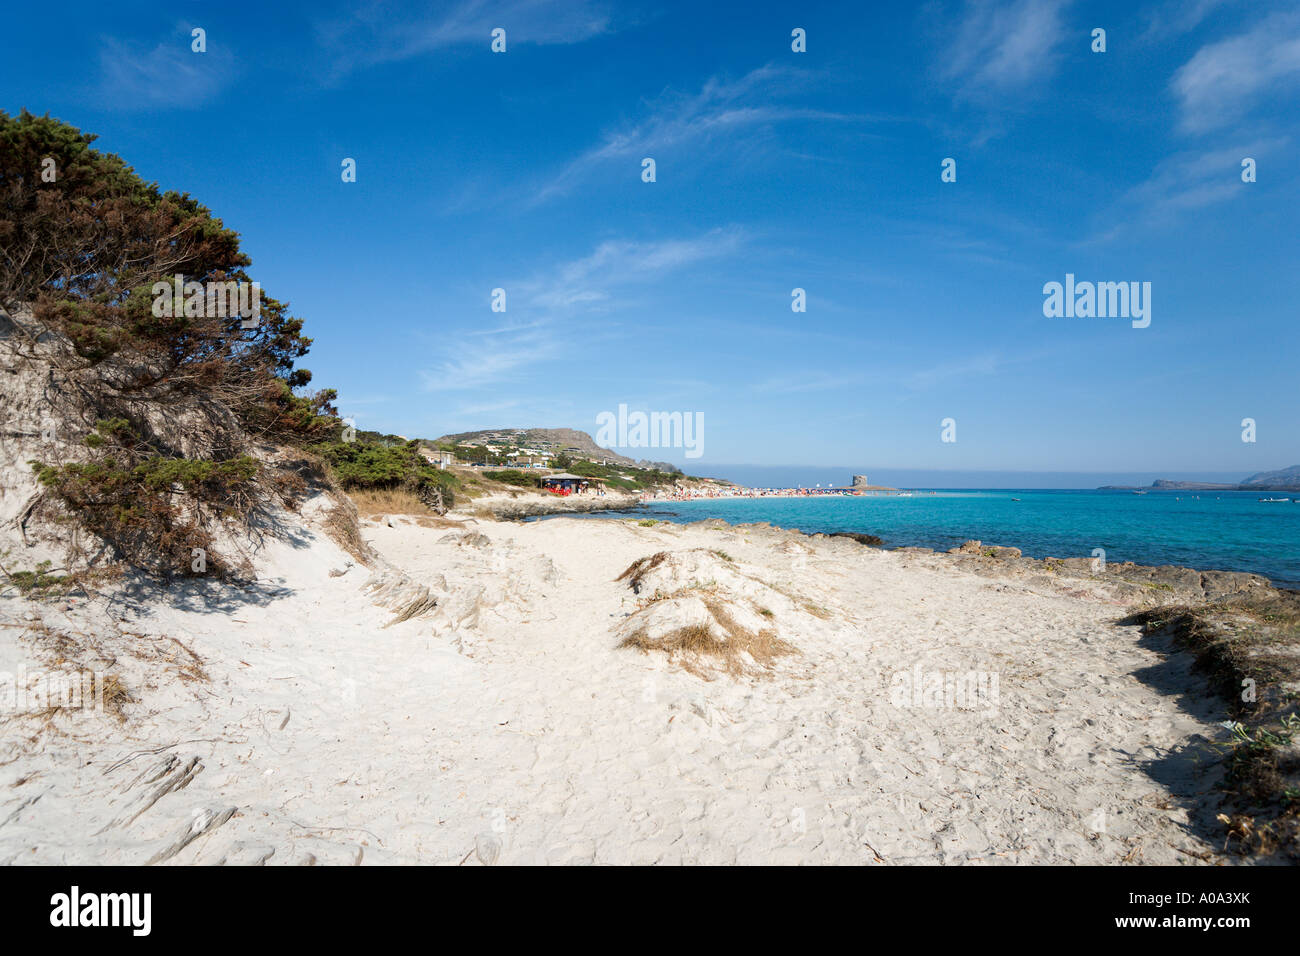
[643,486,918,502]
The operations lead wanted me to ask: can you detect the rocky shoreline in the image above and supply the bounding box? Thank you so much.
[465,490,644,521]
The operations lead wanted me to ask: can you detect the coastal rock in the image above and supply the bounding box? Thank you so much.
[948,541,1021,559]
[1108,562,1272,602]
[1048,557,1094,573]
[473,492,637,521]
[829,531,884,547]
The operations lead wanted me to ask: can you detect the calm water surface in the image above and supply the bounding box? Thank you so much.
[609,490,1300,588]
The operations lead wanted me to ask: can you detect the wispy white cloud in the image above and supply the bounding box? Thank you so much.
[1108,141,1281,234]
[534,66,868,202]
[97,34,236,108]
[905,352,1005,390]
[936,0,1072,97]
[1139,0,1235,41]
[422,229,745,390]
[421,320,556,391]
[314,0,615,77]
[519,228,747,312]
[752,350,1047,399]
[1171,12,1300,132]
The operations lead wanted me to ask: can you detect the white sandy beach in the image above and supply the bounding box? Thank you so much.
[0,491,1242,865]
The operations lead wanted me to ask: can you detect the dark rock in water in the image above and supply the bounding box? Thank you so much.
[830,531,883,547]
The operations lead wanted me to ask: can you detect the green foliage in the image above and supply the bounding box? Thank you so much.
[1,558,70,596]
[0,109,330,444]
[0,112,349,578]
[317,435,457,509]
[568,459,681,491]
[482,469,537,488]
[33,444,261,578]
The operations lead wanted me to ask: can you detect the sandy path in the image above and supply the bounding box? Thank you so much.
[0,512,1227,865]
[359,516,1224,864]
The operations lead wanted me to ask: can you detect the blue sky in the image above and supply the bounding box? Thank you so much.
[4,0,1298,482]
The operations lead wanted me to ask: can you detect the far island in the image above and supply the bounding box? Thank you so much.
[1099,465,1300,492]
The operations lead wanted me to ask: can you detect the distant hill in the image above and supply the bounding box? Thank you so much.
[1100,465,1300,492]
[433,427,639,467]
[1149,480,1240,490]
[1241,465,1300,489]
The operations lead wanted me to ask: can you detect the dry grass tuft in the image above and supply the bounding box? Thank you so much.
[16,672,134,727]
[348,487,432,516]
[98,674,134,721]
[322,497,372,563]
[620,597,795,678]
[616,551,670,594]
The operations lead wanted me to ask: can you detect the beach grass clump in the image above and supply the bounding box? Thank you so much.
[97,674,134,721]
[619,610,795,679]
[0,558,71,597]
[348,487,431,516]
[615,549,797,677]
[1126,592,1300,858]
[323,498,371,563]
[27,673,134,726]
[12,621,136,725]
[616,551,670,593]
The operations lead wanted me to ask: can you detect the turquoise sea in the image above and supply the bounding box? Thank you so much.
[618,490,1300,589]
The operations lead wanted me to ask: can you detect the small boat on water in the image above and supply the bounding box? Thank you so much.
[1259,497,1291,503]
[1132,490,1146,495]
